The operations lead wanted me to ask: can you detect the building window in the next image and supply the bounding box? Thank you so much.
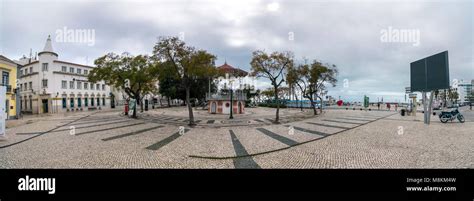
[78,98,82,107]
[102,98,105,106]
[25,68,28,74]
[29,67,33,73]
[2,72,9,86]
[62,66,67,72]
[97,98,100,106]
[91,98,94,106]
[85,98,88,106]
[69,81,74,89]
[42,79,48,88]
[77,68,82,74]
[42,63,48,71]
[91,83,94,90]
[102,84,105,91]
[70,98,74,108]
[61,81,67,89]
[20,70,23,76]
[84,82,88,89]
[29,82,32,90]
[69,67,74,73]
[62,98,67,109]
[84,70,88,75]
[96,84,100,90]
[77,81,82,89]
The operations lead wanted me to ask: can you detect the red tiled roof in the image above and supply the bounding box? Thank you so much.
[216,62,248,77]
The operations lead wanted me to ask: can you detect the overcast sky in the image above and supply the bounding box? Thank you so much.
[0,0,472,102]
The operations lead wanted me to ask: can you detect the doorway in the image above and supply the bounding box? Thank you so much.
[42,99,48,113]
[110,95,115,108]
[211,102,217,114]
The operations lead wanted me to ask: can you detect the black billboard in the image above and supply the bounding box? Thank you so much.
[410,51,449,92]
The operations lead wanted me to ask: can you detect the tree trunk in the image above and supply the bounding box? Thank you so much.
[186,87,195,126]
[132,100,137,119]
[167,97,171,107]
[140,98,144,112]
[133,94,140,118]
[309,98,317,115]
[274,87,280,123]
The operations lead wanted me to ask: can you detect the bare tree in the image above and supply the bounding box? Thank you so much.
[250,50,294,123]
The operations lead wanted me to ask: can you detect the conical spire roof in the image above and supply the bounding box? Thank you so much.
[43,35,54,52]
[39,35,58,57]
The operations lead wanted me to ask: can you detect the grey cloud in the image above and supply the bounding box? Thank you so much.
[0,0,471,102]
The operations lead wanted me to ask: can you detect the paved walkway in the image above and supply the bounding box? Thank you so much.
[138,106,316,127]
[0,107,472,168]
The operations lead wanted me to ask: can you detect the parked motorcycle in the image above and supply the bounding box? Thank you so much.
[438,108,465,123]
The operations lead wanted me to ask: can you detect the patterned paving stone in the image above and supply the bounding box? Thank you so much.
[102,125,165,141]
[146,129,190,150]
[305,122,351,130]
[256,128,298,146]
[322,119,363,125]
[1,108,472,169]
[229,130,260,169]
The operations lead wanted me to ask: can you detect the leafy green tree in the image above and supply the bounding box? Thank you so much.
[158,75,180,107]
[89,53,157,118]
[250,50,294,123]
[448,88,459,103]
[313,62,338,113]
[260,88,275,100]
[287,62,318,114]
[158,74,218,107]
[287,60,338,115]
[152,37,217,126]
[286,62,302,111]
[241,85,259,106]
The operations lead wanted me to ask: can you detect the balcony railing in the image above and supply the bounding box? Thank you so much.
[0,84,12,93]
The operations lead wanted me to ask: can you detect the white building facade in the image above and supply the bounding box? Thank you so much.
[454,79,473,105]
[18,36,113,114]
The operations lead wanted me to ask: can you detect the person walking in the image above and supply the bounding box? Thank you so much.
[387,103,391,111]
[377,102,380,110]
[395,103,398,111]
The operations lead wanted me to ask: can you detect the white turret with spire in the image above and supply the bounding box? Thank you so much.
[16,35,114,115]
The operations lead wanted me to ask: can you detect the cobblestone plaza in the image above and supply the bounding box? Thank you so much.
[1,107,472,169]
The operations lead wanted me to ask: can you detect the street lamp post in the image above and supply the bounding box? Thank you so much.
[56,92,59,114]
[228,78,234,119]
[229,87,234,119]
